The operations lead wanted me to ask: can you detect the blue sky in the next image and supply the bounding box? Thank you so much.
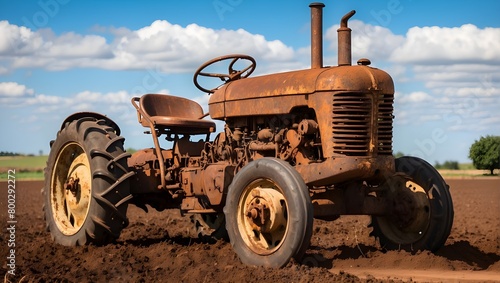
[1,0,499,164]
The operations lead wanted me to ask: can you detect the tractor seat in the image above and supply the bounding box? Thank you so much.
[133,94,215,135]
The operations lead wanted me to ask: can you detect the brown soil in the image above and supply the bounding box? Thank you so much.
[1,179,499,282]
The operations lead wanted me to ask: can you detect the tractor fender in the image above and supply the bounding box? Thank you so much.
[60,112,121,136]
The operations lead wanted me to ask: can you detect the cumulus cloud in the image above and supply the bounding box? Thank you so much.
[46,32,112,59]
[25,94,61,105]
[396,91,433,104]
[23,90,144,114]
[0,20,296,73]
[413,64,500,90]
[391,24,500,64]
[0,21,43,55]
[113,20,295,72]
[0,82,34,97]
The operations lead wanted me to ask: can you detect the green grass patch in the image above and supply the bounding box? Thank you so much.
[0,155,47,180]
[458,163,475,170]
[0,170,44,181]
[0,155,48,169]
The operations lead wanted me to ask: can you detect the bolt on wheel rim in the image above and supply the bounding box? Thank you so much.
[51,142,92,235]
[237,179,289,255]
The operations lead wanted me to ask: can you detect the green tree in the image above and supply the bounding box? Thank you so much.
[468,135,500,175]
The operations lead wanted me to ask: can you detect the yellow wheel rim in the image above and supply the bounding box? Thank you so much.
[51,143,92,235]
[237,179,289,255]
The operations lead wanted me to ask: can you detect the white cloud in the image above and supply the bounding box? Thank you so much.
[25,94,62,107]
[419,114,441,122]
[393,109,408,124]
[479,115,500,127]
[20,88,179,123]
[391,24,500,64]
[0,20,296,73]
[0,21,43,55]
[396,91,433,104]
[440,86,500,98]
[46,32,112,59]
[0,82,34,97]
[412,64,500,90]
[192,94,210,113]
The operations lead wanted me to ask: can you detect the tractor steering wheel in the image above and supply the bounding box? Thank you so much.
[193,54,256,93]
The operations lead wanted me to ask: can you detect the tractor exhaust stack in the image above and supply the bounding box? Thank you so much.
[337,10,356,66]
[309,2,325,69]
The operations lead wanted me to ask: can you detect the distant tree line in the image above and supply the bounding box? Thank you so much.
[0,151,38,157]
[0,150,46,156]
[0,151,23,156]
[394,151,460,170]
[434,160,459,170]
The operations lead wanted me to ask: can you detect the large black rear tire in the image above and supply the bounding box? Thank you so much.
[43,117,134,246]
[370,156,454,252]
[224,158,313,267]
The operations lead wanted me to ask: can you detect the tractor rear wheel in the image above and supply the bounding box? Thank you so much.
[370,156,454,252]
[224,158,313,268]
[43,117,134,246]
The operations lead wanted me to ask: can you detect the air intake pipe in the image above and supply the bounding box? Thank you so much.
[337,10,356,66]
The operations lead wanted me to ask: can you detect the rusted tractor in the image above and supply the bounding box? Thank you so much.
[43,3,453,267]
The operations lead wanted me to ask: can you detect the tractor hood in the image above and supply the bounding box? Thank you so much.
[208,64,394,120]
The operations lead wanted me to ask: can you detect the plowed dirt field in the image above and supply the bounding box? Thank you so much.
[1,178,499,282]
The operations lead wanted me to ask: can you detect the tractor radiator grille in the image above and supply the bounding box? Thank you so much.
[377,94,394,155]
[332,93,393,156]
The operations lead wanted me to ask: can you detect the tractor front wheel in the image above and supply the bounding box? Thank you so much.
[224,158,313,268]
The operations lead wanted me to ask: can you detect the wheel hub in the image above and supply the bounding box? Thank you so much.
[399,181,430,233]
[391,188,416,228]
[379,178,431,244]
[244,188,286,233]
[64,177,80,197]
[238,181,288,255]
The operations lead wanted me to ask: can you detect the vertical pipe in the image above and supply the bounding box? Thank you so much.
[309,2,325,69]
[337,10,356,66]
